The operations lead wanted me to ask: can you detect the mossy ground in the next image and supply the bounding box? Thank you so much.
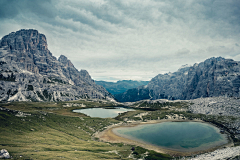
[0,100,175,159]
[0,101,131,159]
[2,100,235,159]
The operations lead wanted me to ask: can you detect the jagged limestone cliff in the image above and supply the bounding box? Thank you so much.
[0,29,113,101]
[115,57,240,102]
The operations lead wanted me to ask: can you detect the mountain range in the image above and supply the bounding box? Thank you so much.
[0,29,113,101]
[115,57,240,102]
[95,80,148,95]
[1,29,240,103]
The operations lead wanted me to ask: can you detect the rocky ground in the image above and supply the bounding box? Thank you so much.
[189,97,240,140]
[189,97,240,118]
[179,97,240,160]
[182,146,240,160]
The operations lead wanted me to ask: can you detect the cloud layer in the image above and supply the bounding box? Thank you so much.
[1,0,240,81]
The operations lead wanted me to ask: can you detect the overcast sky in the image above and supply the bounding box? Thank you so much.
[0,0,240,81]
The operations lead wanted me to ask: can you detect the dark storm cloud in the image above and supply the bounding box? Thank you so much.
[0,0,56,20]
[0,0,240,81]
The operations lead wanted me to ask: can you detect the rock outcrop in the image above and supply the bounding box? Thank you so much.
[0,149,10,159]
[115,57,240,102]
[0,29,113,102]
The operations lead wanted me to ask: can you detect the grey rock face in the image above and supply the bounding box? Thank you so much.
[0,29,113,102]
[116,57,240,102]
[0,149,10,159]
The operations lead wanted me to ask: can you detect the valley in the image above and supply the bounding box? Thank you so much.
[0,29,240,159]
[1,97,240,159]
[95,80,149,95]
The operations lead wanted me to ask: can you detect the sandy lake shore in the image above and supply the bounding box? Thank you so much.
[94,119,234,156]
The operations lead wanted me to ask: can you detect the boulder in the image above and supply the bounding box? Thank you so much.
[0,149,10,159]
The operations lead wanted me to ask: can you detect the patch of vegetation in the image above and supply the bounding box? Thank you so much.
[49,77,69,85]
[36,91,45,101]
[42,89,52,101]
[0,61,7,65]
[27,85,34,91]
[115,110,145,121]
[131,146,172,160]
[132,146,147,158]
[145,150,172,160]
[0,72,16,82]
[0,101,133,159]
[6,89,18,97]
[231,155,240,160]
[138,101,189,109]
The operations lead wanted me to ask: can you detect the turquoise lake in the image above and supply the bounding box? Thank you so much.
[72,107,135,118]
[113,122,229,152]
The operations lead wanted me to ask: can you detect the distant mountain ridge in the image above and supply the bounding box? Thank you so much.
[0,29,113,101]
[95,80,149,95]
[115,57,240,102]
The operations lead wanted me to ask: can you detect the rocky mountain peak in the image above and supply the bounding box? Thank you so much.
[58,55,74,68]
[0,29,48,52]
[58,55,68,62]
[0,29,113,102]
[115,57,240,102]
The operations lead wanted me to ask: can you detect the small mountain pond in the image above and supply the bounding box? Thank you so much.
[113,122,229,152]
[72,107,135,118]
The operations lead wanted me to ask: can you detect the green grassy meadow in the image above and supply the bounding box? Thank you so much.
[0,100,173,159]
[3,99,230,159]
[0,101,132,159]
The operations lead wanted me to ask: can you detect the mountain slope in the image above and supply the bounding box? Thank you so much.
[0,29,113,101]
[115,57,240,102]
[95,80,149,95]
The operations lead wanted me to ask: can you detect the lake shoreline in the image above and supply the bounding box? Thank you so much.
[94,119,234,156]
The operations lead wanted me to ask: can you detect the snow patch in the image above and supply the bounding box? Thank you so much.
[19,69,34,75]
[69,79,75,85]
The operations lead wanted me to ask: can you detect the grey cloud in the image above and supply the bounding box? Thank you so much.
[0,0,56,20]
[0,0,19,19]
[64,1,125,25]
[176,48,190,55]
[1,0,240,81]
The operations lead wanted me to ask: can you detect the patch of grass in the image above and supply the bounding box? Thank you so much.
[115,110,146,121]
[145,150,172,160]
[137,101,189,109]
[0,100,180,159]
[131,146,172,160]
[0,102,133,159]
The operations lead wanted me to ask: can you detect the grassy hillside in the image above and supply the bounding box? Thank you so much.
[0,100,172,159]
[0,101,129,159]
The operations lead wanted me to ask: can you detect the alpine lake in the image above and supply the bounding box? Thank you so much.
[73,107,230,153]
[113,121,229,152]
[72,107,135,118]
